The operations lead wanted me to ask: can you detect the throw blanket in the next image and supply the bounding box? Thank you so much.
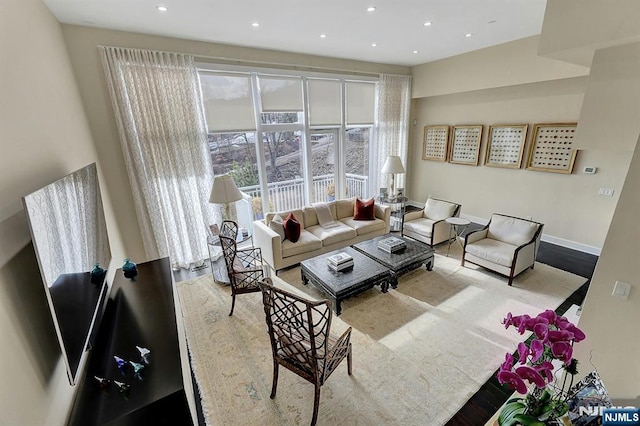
[313,202,340,228]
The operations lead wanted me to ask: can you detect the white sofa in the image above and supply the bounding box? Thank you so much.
[402,198,461,246]
[253,198,391,272]
[462,214,544,285]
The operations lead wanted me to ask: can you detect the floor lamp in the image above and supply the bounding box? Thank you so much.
[209,174,243,223]
[381,156,405,200]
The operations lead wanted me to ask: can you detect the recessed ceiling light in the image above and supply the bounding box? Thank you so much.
[156,5,168,12]
[367,6,376,12]
[413,50,419,54]
[371,43,377,47]
[320,34,327,38]
[465,33,473,37]
[424,21,432,26]
[251,22,260,28]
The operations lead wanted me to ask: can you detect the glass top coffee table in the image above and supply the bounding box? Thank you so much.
[300,247,395,316]
[351,234,435,281]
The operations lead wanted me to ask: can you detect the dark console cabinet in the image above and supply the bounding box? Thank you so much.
[69,257,196,425]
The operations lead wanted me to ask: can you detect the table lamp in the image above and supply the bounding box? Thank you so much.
[381,156,405,199]
[209,174,243,221]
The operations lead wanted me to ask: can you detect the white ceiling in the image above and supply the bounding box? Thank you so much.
[43,0,548,67]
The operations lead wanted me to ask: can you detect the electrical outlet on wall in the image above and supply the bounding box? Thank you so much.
[598,188,615,196]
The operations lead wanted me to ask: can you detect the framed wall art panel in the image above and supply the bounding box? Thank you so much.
[449,125,483,165]
[422,125,450,161]
[526,123,578,174]
[485,124,528,169]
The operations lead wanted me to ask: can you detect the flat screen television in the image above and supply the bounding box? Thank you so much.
[23,163,111,385]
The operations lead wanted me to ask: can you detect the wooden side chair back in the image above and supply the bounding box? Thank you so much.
[219,234,263,316]
[258,278,353,425]
[220,220,238,240]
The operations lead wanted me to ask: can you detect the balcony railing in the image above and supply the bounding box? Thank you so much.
[240,174,368,217]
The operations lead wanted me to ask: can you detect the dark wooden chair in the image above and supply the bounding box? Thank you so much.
[219,234,263,316]
[219,220,238,240]
[258,278,353,425]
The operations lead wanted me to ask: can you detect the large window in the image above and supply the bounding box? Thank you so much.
[198,68,377,219]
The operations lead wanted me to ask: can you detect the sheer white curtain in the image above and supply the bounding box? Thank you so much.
[373,74,412,193]
[100,46,215,268]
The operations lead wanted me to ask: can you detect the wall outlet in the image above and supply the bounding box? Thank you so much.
[584,167,597,174]
[612,281,631,300]
[598,188,615,196]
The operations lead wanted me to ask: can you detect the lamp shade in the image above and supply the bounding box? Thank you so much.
[209,175,243,204]
[381,156,405,174]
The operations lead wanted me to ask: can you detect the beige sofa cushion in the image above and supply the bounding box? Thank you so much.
[424,199,457,221]
[306,223,357,246]
[465,238,516,267]
[403,217,436,237]
[340,217,386,235]
[281,230,322,258]
[335,198,355,220]
[487,215,538,246]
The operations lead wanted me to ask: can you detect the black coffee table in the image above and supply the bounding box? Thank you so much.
[351,234,435,281]
[300,247,395,315]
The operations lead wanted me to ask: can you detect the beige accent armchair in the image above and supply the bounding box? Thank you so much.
[402,198,462,246]
[462,214,543,285]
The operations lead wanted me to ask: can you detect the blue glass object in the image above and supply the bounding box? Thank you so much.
[122,258,138,279]
[90,263,106,284]
[129,361,145,380]
[114,355,127,375]
[136,345,151,364]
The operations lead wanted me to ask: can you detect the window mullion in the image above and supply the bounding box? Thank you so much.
[302,77,313,206]
[251,73,269,215]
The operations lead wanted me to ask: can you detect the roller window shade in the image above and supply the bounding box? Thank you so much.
[259,76,303,112]
[200,72,256,132]
[308,79,341,126]
[346,81,375,125]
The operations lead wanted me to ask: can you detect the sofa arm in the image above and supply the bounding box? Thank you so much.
[404,210,423,222]
[464,228,488,246]
[374,204,391,232]
[253,220,282,271]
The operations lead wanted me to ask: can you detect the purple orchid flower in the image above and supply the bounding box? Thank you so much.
[512,314,531,334]
[537,309,557,324]
[551,341,573,362]
[516,365,546,388]
[497,370,528,394]
[501,352,515,371]
[535,361,555,382]
[547,329,573,343]
[566,323,586,342]
[529,339,545,363]
[503,312,514,329]
[517,342,529,364]
[533,322,549,340]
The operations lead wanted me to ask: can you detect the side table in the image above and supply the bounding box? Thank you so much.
[377,196,408,232]
[445,217,470,256]
[207,233,253,285]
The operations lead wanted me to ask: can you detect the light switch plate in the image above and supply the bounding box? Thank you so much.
[612,281,631,300]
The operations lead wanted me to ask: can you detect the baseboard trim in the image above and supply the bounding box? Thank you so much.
[459,213,601,256]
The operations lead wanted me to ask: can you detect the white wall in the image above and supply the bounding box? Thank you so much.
[0,0,123,423]
[409,36,631,251]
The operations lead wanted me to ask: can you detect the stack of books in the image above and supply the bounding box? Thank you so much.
[327,252,354,272]
[378,236,406,253]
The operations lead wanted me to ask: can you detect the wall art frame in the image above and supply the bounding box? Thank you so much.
[422,125,450,162]
[485,124,529,169]
[449,125,483,166]
[526,122,578,174]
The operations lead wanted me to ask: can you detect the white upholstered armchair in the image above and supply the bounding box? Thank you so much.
[462,214,543,285]
[402,198,461,246]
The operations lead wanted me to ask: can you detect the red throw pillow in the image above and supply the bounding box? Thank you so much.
[283,212,301,243]
[354,198,375,220]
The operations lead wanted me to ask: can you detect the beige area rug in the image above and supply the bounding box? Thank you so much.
[177,245,587,426]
